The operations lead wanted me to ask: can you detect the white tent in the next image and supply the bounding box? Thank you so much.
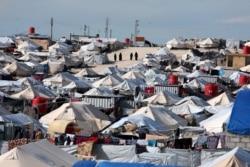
[207,92,235,106]
[200,103,233,133]
[39,101,111,136]
[3,62,34,76]
[0,139,78,167]
[92,74,124,88]
[166,38,188,49]
[134,105,188,131]
[43,72,79,87]
[83,86,114,96]
[200,147,250,167]
[197,38,220,48]
[122,71,146,80]
[102,114,170,135]
[74,68,99,77]
[8,85,56,100]
[143,90,182,105]
[240,64,250,72]
[0,113,45,132]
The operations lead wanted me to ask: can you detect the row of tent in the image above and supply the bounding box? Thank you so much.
[0,139,250,167]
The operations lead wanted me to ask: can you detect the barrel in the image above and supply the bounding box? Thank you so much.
[124,38,130,44]
[239,75,248,85]
[32,97,48,115]
[204,83,218,96]
[144,86,155,96]
[169,74,178,85]
[29,26,35,34]
[243,46,250,54]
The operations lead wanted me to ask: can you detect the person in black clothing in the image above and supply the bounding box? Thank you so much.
[119,52,122,61]
[135,52,138,60]
[114,53,117,61]
[130,52,133,60]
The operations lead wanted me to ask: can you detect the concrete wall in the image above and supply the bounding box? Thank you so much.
[226,132,250,150]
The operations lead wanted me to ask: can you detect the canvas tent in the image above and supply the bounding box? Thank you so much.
[39,101,111,136]
[0,139,78,167]
[207,92,234,106]
[200,103,233,133]
[133,105,187,131]
[43,72,79,87]
[3,62,34,76]
[200,147,250,167]
[143,90,182,105]
[92,74,124,88]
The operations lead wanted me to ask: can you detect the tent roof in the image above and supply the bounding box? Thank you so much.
[48,120,77,134]
[0,139,78,167]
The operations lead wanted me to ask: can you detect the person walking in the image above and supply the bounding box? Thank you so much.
[135,52,138,60]
[130,52,133,61]
[114,53,117,61]
[119,52,122,61]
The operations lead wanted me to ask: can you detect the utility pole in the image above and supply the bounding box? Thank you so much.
[134,19,139,46]
[110,29,112,38]
[50,17,53,41]
[105,17,109,38]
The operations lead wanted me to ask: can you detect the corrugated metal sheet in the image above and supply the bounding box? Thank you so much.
[197,76,218,83]
[223,69,239,77]
[154,85,181,95]
[82,97,114,109]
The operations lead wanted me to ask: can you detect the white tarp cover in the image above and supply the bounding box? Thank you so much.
[122,71,146,80]
[200,103,233,133]
[134,105,187,130]
[200,147,250,167]
[175,96,210,106]
[92,74,124,88]
[43,72,79,87]
[98,66,125,76]
[143,90,182,105]
[83,86,114,97]
[39,101,111,136]
[8,85,55,100]
[166,38,188,49]
[63,80,92,89]
[0,52,16,63]
[3,62,34,76]
[0,139,78,167]
[197,38,220,48]
[74,68,99,77]
[207,92,235,106]
[102,114,172,135]
[84,54,109,65]
[161,148,201,167]
[0,113,45,132]
[92,144,136,162]
[184,78,208,91]
[47,60,64,75]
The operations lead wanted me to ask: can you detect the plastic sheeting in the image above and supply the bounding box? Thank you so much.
[227,90,250,135]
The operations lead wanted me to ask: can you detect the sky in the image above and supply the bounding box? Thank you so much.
[1,0,250,45]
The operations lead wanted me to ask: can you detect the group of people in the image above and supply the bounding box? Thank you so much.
[113,52,139,61]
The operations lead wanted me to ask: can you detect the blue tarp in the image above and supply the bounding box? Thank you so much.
[226,90,250,135]
[72,161,182,167]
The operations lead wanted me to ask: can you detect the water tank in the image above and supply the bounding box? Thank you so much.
[29,26,35,34]
[32,97,48,115]
[124,38,130,44]
[144,86,155,96]
[204,83,218,96]
[243,46,250,54]
[239,75,248,85]
[169,74,178,85]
